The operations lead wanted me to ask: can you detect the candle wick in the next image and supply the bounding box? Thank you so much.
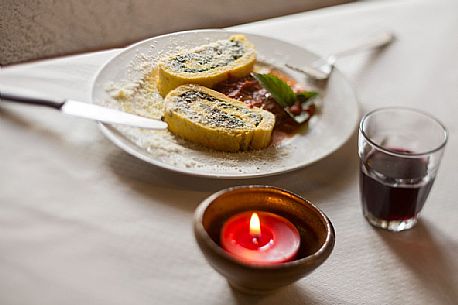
[252,234,261,245]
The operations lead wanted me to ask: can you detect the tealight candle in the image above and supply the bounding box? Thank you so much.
[220,211,300,265]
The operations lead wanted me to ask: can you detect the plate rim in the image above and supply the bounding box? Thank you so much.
[92,29,360,179]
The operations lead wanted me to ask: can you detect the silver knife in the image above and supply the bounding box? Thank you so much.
[0,90,167,130]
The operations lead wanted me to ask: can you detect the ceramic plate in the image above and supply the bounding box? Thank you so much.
[92,29,359,179]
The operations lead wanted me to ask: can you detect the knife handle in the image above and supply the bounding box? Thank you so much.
[0,91,65,110]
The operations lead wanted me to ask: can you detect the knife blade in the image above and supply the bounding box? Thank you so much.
[0,90,168,130]
[61,100,167,129]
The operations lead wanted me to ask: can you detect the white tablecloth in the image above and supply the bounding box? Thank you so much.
[1,0,457,304]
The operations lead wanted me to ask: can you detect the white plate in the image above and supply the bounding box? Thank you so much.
[92,29,359,179]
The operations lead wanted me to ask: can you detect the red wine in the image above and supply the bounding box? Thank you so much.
[360,149,435,221]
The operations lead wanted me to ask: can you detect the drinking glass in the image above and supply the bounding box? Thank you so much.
[358,107,447,231]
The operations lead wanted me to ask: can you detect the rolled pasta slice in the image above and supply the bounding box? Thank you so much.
[164,85,275,152]
[157,35,256,97]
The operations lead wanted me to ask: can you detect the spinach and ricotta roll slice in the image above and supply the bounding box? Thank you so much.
[157,35,256,97]
[164,85,275,152]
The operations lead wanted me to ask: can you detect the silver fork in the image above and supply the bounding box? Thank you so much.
[286,31,395,80]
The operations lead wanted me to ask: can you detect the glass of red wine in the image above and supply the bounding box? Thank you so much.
[359,107,447,231]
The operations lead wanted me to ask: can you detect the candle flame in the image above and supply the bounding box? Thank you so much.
[250,213,261,236]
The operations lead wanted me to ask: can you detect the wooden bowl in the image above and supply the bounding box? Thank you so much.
[193,185,335,294]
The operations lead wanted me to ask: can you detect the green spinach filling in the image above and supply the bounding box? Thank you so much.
[168,40,245,73]
[176,90,262,129]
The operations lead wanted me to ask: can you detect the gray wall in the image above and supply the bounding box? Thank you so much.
[1,0,353,65]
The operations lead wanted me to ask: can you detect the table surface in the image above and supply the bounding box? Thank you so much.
[1,0,457,304]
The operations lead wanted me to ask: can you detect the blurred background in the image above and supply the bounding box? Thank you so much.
[1,0,354,66]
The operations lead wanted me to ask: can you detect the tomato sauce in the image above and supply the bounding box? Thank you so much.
[214,69,315,134]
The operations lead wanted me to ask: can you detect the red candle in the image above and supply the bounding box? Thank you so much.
[220,211,300,265]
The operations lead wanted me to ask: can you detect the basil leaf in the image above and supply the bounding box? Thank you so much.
[252,72,296,107]
[296,91,318,103]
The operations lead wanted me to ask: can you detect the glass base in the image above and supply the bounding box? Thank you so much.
[364,211,418,231]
